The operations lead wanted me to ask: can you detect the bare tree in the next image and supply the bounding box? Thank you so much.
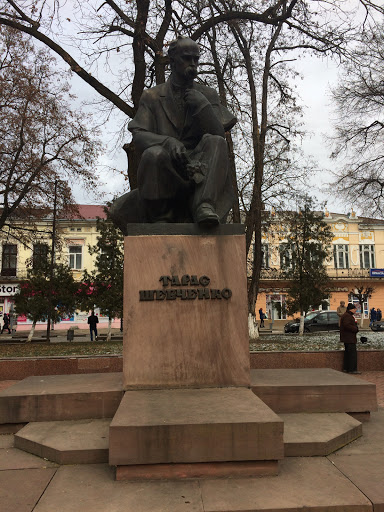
[330,22,384,216]
[0,26,100,233]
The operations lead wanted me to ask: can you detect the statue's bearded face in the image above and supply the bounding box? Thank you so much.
[171,41,200,82]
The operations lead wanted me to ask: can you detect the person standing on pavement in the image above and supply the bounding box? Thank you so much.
[337,300,347,326]
[340,303,360,374]
[87,311,99,341]
[377,308,382,322]
[259,308,265,328]
[369,307,377,327]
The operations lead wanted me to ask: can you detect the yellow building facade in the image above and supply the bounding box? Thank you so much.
[255,209,384,328]
[0,205,119,330]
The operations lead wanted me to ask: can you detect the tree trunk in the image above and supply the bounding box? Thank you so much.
[298,313,305,336]
[248,313,259,341]
[106,317,112,342]
[26,320,36,343]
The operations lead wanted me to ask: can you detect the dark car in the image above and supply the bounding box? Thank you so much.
[284,310,340,333]
[371,321,384,332]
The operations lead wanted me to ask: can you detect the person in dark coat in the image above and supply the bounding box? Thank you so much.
[369,307,377,327]
[1,313,11,334]
[259,308,265,328]
[87,311,99,341]
[377,308,382,322]
[340,303,360,374]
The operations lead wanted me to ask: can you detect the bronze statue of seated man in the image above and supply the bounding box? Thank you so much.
[110,36,237,232]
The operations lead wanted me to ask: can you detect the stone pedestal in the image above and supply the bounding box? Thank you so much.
[122,224,250,389]
[109,224,284,476]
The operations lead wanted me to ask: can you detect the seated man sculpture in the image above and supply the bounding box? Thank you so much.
[110,36,237,232]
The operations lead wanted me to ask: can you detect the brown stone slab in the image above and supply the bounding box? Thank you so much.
[109,388,284,466]
[0,447,57,470]
[116,461,278,480]
[251,368,378,413]
[0,422,26,434]
[14,419,110,464]
[0,434,14,448]
[123,234,250,389]
[281,413,362,456]
[200,457,372,512]
[0,468,56,512]
[335,409,384,456]
[33,464,204,512]
[0,372,123,423]
[329,454,384,511]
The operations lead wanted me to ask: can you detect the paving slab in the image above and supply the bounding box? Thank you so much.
[0,447,57,470]
[200,457,372,512]
[14,418,110,464]
[329,453,384,512]
[109,387,284,466]
[0,434,13,448]
[33,464,204,512]
[251,368,378,413]
[281,412,362,456]
[0,468,57,512]
[332,409,384,455]
[0,372,124,423]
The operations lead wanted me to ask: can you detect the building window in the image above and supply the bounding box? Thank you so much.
[261,244,269,268]
[333,244,349,269]
[1,244,17,276]
[279,244,292,269]
[68,246,82,270]
[33,243,49,268]
[359,245,375,269]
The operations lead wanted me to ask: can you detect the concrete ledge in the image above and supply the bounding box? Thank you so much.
[2,350,384,381]
[282,413,362,456]
[116,461,278,481]
[0,373,123,424]
[109,388,284,466]
[14,419,110,464]
[251,368,378,414]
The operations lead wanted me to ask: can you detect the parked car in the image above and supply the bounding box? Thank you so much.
[370,321,384,332]
[284,310,340,333]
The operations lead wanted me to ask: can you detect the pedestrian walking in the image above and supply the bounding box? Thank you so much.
[369,307,377,327]
[259,308,265,328]
[340,303,360,374]
[88,311,99,341]
[1,313,11,334]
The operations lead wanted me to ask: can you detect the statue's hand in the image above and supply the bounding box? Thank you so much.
[184,89,210,113]
[164,138,188,168]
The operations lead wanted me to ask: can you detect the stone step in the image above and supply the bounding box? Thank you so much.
[109,387,284,479]
[0,373,124,424]
[14,418,110,464]
[251,368,378,414]
[281,412,363,456]
[13,412,363,466]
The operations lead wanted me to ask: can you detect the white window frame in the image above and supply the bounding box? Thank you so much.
[68,245,82,270]
[334,244,349,269]
[359,244,375,269]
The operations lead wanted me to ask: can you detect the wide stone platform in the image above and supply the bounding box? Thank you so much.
[109,387,284,477]
[0,373,123,424]
[251,368,378,414]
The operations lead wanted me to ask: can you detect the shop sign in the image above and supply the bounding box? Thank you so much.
[370,269,384,278]
[0,284,20,295]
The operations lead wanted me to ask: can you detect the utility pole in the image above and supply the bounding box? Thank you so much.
[46,179,58,342]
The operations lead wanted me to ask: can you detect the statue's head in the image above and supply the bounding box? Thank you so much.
[168,36,200,82]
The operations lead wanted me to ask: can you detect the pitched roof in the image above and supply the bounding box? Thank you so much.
[60,205,107,220]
